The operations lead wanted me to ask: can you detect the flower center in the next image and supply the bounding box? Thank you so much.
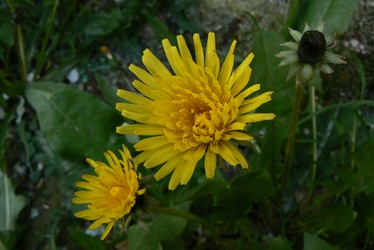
[110,186,127,198]
[297,30,327,64]
[192,110,225,143]
[160,75,233,151]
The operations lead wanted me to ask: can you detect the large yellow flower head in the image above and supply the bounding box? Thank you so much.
[72,145,145,240]
[116,32,275,190]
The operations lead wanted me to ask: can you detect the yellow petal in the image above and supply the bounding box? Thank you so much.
[168,159,189,190]
[236,113,276,123]
[228,52,254,89]
[228,131,253,141]
[116,124,164,135]
[154,154,183,180]
[180,164,196,185]
[218,40,236,86]
[182,144,207,163]
[205,32,220,78]
[120,109,152,123]
[117,89,151,104]
[234,84,260,105]
[143,145,178,168]
[132,80,171,101]
[193,33,204,68]
[211,141,238,166]
[129,64,157,89]
[231,66,251,97]
[101,220,115,240]
[227,122,246,131]
[162,39,185,76]
[204,147,217,179]
[224,141,249,169]
[142,49,172,78]
[89,217,112,230]
[134,136,170,151]
[177,34,193,61]
[238,92,273,115]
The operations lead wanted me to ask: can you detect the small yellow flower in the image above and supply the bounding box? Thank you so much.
[116,32,275,190]
[72,145,145,240]
[276,23,346,82]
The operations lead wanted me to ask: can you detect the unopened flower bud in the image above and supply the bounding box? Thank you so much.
[297,30,327,65]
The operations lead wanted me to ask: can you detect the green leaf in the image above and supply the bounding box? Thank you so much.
[94,73,123,108]
[297,0,360,35]
[0,230,16,250]
[264,235,292,250]
[128,204,189,250]
[231,168,276,200]
[320,203,357,233]
[303,233,338,250]
[145,14,176,44]
[68,227,107,250]
[25,81,123,162]
[351,138,374,195]
[84,12,120,35]
[249,30,292,181]
[302,203,357,234]
[0,172,27,231]
[215,168,276,219]
[0,17,14,47]
[175,16,202,34]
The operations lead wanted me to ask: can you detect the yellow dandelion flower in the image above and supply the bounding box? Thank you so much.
[72,145,146,240]
[116,32,275,190]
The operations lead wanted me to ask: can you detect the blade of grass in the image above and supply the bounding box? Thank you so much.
[34,0,60,79]
[298,100,374,126]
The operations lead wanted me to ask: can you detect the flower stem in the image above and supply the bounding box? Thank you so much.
[6,1,27,83]
[282,0,300,38]
[281,79,304,195]
[305,85,317,204]
[16,24,27,84]
[259,198,279,233]
[145,205,217,233]
[34,0,59,80]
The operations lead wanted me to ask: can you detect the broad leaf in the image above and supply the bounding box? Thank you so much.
[319,203,357,233]
[0,230,16,250]
[303,233,338,250]
[128,204,189,250]
[0,17,14,47]
[25,81,124,162]
[300,203,357,234]
[214,168,276,219]
[351,138,374,195]
[145,14,176,44]
[264,235,292,250]
[68,227,107,250]
[0,172,27,231]
[297,0,360,35]
[249,30,293,180]
[84,12,120,35]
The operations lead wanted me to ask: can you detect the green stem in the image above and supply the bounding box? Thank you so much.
[259,198,278,233]
[6,0,15,11]
[282,0,300,38]
[351,55,367,169]
[16,24,27,83]
[6,0,26,83]
[145,205,216,233]
[305,86,317,204]
[34,0,59,79]
[281,79,304,195]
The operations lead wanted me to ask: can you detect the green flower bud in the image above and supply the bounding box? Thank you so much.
[297,30,327,65]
